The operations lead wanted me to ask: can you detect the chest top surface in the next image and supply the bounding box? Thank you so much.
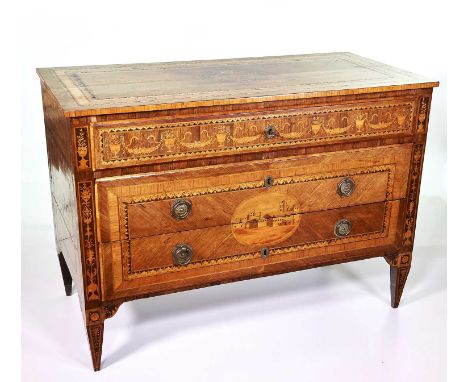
[37,52,438,117]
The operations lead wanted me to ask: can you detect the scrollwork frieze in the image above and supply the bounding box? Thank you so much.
[95,101,415,168]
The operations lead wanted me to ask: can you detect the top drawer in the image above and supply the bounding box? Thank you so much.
[91,97,418,170]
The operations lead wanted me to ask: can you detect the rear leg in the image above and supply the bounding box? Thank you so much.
[58,251,73,296]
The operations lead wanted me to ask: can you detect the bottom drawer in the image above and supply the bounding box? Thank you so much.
[101,200,405,300]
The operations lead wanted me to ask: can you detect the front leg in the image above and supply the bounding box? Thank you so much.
[86,322,104,371]
[384,252,412,308]
[86,309,105,371]
[85,304,121,371]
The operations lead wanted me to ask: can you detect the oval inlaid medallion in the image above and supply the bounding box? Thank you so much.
[231,192,301,246]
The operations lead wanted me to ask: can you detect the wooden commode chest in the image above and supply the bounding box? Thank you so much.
[37,53,439,371]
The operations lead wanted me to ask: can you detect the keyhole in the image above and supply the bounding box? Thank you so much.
[265,125,277,138]
[264,175,274,188]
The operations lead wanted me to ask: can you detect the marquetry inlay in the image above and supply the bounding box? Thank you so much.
[38,52,438,371]
[78,181,100,301]
[116,165,395,278]
[402,144,425,246]
[92,100,416,169]
[122,201,391,280]
[75,127,91,170]
[231,192,302,246]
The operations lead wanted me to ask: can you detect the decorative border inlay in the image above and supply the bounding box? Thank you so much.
[119,165,394,278]
[53,54,430,110]
[417,97,429,133]
[87,309,101,323]
[87,305,120,323]
[94,101,415,168]
[75,127,91,170]
[86,323,104,370]
[78,181,100,301]
[123,201,390,279]
[123,165,394,206]
[385,252,412,267]
[402,144,424,246]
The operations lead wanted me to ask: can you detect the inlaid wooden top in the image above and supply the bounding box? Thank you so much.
[37,52,438,117]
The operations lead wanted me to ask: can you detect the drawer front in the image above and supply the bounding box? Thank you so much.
[96,144,412,242]
[100,200,405,300]
[91,98,418,170]
[124,202,392,272]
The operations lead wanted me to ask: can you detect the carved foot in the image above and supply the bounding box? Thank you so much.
[57,252,72,296]
[384,252,412,308]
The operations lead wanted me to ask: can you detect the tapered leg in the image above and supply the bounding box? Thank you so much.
[57,251,73,296]
[385,252,412,308]
[86,322,104,371]
[85,305,120,371]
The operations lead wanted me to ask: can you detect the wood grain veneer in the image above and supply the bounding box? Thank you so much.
[37,53,437,117]
[38,53,438,371]
[95,144,411,242]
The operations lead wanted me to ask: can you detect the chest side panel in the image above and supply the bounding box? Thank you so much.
[41,84,85,311]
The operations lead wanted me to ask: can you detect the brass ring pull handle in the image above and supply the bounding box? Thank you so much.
[171,198,192,220]
[337,177,355,198]
[265,125,278,139]
[172,244,193,266]
[334,219,352,238]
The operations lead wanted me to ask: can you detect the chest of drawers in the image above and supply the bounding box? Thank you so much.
[37,53,438,371]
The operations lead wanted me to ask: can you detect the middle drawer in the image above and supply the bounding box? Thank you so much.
[96,144,412,243]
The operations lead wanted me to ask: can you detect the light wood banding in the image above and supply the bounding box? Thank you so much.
[37,53,438,117]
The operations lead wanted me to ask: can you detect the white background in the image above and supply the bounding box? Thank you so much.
[19,1,449,381]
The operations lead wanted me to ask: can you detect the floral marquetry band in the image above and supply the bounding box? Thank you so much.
[92,100,417,169]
